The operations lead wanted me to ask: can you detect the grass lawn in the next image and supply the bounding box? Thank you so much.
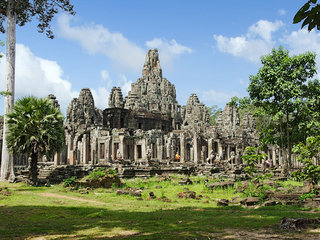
[0,176,319,240]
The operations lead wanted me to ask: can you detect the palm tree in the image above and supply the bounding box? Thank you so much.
[6,96,65,185]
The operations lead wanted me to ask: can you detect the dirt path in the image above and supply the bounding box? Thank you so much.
[38,192,106,205]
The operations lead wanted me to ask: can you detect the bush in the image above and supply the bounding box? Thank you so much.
[293,136,320,191]
[88,168,117,181]
[63,176,77,187]
[241,146,267,178]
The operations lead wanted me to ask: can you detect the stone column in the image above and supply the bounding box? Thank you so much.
[180,133,185,163]
[208,139,213,157]
[193,135,199,164]
[111,138,116,161]
[83,134,89,164]
[119,134,125,160]
[272,146,276,166]
[67,135,73,165]
[218,141,223,160]
[134,143,137,163]
[157,138,163,161]
[227,145,230,161]
[54,152,60,166]
[106,138,111,163]
[279,149,283,167]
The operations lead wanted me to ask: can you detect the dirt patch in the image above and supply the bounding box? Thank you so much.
[221,227,320,240]
[38,193,106,205]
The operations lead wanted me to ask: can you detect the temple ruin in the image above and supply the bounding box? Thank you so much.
[1,49,299,180]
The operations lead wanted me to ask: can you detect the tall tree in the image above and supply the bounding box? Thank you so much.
[293,0,320,31]
[6,96,65,185]
[0,0,75,181]
[248,46,318,172]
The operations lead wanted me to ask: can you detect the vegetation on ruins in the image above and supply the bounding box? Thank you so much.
[294,0,320,31]
[6,96,65,185]
[241,146,267,178]
[87,168,118,181]
[207,105,222,125]
[247,46,320,172]
[0,177,319,239]
[0,0,75,181]
[293,135,320,191]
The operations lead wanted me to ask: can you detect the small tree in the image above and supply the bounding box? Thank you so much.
[241,146,267,179]
[6,96,65,185]
[292,136,320,191]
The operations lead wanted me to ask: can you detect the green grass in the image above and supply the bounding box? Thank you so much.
[0,178,319,240]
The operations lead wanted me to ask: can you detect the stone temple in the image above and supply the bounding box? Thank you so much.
[54,49,260,176]
[3,49,292,179]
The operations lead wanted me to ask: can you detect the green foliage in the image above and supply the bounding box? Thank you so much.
[299,191,316,201]
[293,0,320,31]
[292,136,320,189]
[6,96,65,156]
[242,182,271,200]
[6,96,65,184]
[63,176,77,187]
[0,39,3,58]
[207,105,222,125]
[88,168,117,181]
[0,0,75,39]
[248,46,319,168]
[241,147,267,178]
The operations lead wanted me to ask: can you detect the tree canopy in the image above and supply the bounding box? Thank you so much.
[207,105,222,125]
[293,0,320,31]
[247,46,320,170]
[0,0,75,38]
[6,96,65,184]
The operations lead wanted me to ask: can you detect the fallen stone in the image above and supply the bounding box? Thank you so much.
[207,181,234,190]
[261,200,280,206]
[241,197,260,206]
[280,217,320,231]
[216,199,229,206]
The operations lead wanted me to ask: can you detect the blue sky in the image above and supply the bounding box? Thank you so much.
[0,0,318,115]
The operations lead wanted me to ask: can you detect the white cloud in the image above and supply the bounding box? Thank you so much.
[0,44,122,114]
[117,74,132,97]
[146,38,192,68]
[201,89,240,104]
[0,44,79,115]
[248,20,283,41]
[58,15,192,73]
[100,69,110,82]
[58,14,146,73]
[91,87,109,110]
[278,9,286,16]
[214,20,283,63]
[283,29,320,78]
[283,29,320,55]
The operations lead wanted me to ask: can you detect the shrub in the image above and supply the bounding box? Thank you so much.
[63,176,77,187]
[293,136,320,191]
[88,168,117,181]
[241,146,267,178]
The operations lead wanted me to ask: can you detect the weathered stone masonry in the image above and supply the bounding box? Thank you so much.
[61,49,260,169]
[1,48,303,178]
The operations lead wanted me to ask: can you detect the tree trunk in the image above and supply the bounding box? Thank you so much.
[286,110,291,172]
[29,152,39,185]
[0,0,16,182]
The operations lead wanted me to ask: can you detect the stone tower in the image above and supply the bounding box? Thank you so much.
[65,88,102,132]
[182,93,210,128]
[124,49,179,120]
[108,87,124,108]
